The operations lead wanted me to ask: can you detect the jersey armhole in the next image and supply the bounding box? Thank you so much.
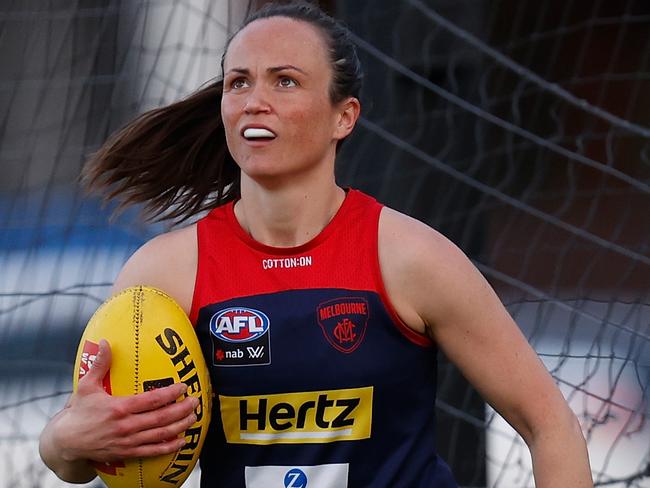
[189,221,202,326]
[373,207,433,348]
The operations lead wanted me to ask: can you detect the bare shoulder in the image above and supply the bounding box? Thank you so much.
[378,206,476,284]
[112,224,197,314]
[378,206,489,336]
[379,206,460,259]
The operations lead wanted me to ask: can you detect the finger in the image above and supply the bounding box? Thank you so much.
[131,396,199,432]
[124,412,197,447]
[117,437,188,460]
[78,339,112,391]
[126,383,188,414]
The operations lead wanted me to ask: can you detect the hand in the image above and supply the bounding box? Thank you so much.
[54,339,198,463]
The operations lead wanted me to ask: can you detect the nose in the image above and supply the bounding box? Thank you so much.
[243,85,272,114]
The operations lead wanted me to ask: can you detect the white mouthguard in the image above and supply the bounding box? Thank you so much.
[243,128,276,139]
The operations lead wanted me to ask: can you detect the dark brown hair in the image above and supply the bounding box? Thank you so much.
[83,0,363,222]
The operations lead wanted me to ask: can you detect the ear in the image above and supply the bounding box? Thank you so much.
[333,97,361,141]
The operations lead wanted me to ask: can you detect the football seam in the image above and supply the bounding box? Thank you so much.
[133,286,141,397]
[133,286,143,488]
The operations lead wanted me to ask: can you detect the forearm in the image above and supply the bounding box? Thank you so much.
[529,413,593,488]
[39,411,97,483]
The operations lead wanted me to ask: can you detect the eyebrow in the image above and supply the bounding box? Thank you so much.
[225,65,308,76]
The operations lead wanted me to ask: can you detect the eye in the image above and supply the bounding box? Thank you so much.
[230,78,249,89]
[278,77,297,88]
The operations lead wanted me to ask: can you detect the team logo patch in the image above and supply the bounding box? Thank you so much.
[244,463,349,488]
[317,297,369,353]
[209,307,271,366]
[284,468,308,488]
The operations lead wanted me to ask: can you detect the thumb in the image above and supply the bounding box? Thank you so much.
[83,339,112,388]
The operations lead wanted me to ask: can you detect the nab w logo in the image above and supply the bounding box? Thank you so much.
[247,346,265,359]
[284,468,307,488]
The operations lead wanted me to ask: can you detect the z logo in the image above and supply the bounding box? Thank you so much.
[247,346,265,359]
[284,468,307,488]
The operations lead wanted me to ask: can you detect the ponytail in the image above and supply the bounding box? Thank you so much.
[82,79,239,223]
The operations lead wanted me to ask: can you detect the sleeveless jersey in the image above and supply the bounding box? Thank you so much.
[190,189,458,487]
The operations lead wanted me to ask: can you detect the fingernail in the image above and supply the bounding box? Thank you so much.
[192,397,200,407]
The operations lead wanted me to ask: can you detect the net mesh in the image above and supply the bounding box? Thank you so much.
[1,0,648,487]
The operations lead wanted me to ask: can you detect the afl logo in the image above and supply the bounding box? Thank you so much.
[210,307,270,343]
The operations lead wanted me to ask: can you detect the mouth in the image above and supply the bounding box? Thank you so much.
[242,127,277,141]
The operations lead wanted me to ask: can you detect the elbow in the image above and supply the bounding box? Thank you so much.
[53,468,97,485]
[41,451,97,485]
[526,402,586,449]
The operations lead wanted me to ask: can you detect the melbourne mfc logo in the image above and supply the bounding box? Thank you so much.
[209,307,271,366]
[317,297,369,353]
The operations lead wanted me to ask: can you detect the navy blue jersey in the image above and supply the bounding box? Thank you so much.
[191,190,458,487]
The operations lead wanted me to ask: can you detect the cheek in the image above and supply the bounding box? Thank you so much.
[290,100,334,141]
[220,99,236,129]
[220,102,241,158]
[221,103,241,145]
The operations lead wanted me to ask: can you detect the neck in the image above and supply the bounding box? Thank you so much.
[235,173,345,248]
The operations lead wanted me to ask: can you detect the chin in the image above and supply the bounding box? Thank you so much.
[239,163,292,184]
[235,149,330,184]
[241,164,323,189]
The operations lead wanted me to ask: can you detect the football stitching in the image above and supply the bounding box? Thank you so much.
[133,286,143,488]
[138,459,144,488]
[133,286,142,395]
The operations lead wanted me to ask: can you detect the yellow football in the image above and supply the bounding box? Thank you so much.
[72,286,212,487]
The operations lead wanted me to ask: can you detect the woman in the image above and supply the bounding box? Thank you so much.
[40,2,593,486]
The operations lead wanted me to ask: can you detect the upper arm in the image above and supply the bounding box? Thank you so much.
[379,208,571,443]
[112,224,197,314]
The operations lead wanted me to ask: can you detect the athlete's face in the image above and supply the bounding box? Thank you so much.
[221,17,356,183]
